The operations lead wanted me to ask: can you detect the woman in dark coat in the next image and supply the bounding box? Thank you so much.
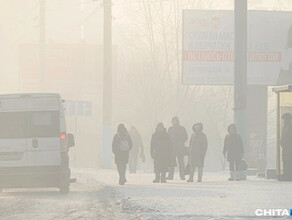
[187,123,208,182]
[112,124,133,185]
[151,123,173,183]
[223,124,244,181]
[280,113,292,181]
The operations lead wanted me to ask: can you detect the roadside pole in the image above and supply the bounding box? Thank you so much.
[39,0,46,92]
[102,0,112,168]
[234,0,248,152]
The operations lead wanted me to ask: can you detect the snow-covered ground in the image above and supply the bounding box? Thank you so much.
[1,169,292,220]
[90,169,292,220]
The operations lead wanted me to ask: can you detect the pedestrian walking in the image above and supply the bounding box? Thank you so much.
[112,124,133,185]
[187,123,208,182]
[167,117,188,180]
[151,123,173,183]
[223,124,244,181]
[128,126,145,173]
[279,113,292,181]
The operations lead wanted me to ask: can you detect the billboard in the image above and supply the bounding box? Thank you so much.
[183,10,292,85]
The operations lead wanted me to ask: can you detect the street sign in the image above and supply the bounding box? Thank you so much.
[64,100,92,116]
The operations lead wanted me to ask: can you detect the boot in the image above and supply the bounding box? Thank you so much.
[228,171,235,181]
[187,167,195,182]
[119,178,125,185]
[197,168,203,182]
[235,171,240,181]
[167,169,174,180]
[153,173,160,183]
[161,173,167,183]
[197,174,203,182]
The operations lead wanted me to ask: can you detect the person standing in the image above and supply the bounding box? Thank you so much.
[187,123,208,182]
[223,124,244,181]
[112,124,133,185]
[151,123,173,183]
[167,117,188,180]
[280,113,292,181]
[128,126,145,173]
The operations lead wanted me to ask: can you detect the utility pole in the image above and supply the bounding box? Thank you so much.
[39,0,46,91]
[102,0,112,168]
[234,0,248,151]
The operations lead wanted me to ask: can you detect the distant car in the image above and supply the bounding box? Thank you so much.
[0,93,75,193]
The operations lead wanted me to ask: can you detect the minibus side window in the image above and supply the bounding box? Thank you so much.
[0,112,27,139]
[28,111,60,138]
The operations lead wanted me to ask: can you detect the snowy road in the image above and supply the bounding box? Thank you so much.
[0,170,135,220]
[1,169,292,220]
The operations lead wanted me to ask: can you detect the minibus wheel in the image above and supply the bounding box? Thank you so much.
[59,184,69,194]
[59,171,70,194]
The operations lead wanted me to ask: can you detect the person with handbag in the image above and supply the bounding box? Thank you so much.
[187,123,208,182]
[112,124,133,185]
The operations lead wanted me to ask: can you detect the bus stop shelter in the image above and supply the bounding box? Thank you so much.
[273,85,292,179]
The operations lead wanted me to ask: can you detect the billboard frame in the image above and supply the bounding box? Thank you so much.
[182,10,292,86]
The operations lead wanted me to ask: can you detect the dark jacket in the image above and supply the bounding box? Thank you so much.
[223,134,244,162]
[281,123,292,163]
[151,131,173,173]
[168,125,188,154]
[188,132,208,168]
[112,134,133,164]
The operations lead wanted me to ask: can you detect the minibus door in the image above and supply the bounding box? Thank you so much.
[27,111,61,166]
[0,112,28,167]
